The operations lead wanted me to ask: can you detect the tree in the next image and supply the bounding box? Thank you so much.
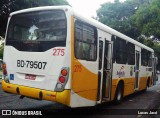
[97,0,151,39]
[132,0,160,40]
[0,0,69,36]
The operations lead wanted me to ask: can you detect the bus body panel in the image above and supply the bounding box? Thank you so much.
[70,90,96,107]
[71,60,98,101]
[3,46,69,91]
[69,15,98,107]
[2,6,74,107]
[2,80,71,106]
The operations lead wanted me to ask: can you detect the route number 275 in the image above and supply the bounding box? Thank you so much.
[74,65,82,72]
[53,48,65,56]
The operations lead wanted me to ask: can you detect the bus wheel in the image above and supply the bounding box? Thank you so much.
[114,83,123,104]
[143,78,150,92]
[147,78,150,87]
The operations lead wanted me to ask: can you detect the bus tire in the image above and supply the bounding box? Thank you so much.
[143,78,150,92]
[147,78,150,87]
[114,82,123,104]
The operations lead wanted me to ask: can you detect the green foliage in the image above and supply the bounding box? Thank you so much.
[132,0,160,39]
[144,39,154,48]
[97,0,151,39]
[97,1,134,37]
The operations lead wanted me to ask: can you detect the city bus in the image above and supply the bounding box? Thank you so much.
[2,5,158,107]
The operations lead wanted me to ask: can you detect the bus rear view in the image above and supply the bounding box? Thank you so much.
[3,5,155,109]
[2,6,72,107]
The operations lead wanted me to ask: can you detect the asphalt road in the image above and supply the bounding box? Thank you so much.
[0,75,160,118]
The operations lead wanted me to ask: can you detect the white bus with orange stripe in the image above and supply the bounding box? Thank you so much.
[2,5,157,107]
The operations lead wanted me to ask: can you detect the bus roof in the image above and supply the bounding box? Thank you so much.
[10,5,154,52]
[10,5,72,16]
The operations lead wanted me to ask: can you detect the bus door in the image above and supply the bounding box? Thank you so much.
[102,40,113,101]
[135,51,140,89]
[152,57,158,85]
[97,39,113,103]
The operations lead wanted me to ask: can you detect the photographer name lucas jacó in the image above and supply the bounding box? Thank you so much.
[138,110,158,115]
[2,110,42,116]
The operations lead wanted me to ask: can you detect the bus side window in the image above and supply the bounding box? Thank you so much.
[74,20,97,61]
[127,42,135,65]
[141,49,149,66]
[148,51,152,67]
[116,37,127,64]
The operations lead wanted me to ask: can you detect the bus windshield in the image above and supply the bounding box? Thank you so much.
[6,10,67,52]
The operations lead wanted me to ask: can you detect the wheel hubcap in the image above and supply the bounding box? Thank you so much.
[117,90,121,100]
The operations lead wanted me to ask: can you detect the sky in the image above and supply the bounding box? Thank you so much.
[67,0,125,17]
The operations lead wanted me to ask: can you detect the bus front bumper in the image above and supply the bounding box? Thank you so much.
[2,80,70,106]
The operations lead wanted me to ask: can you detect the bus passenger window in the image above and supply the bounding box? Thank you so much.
[116,37,127,64]
[82,43,90,59]
[141,49,149,66]
[75,20,97,61]
[127,42,135,65]
[148,52,152,67]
